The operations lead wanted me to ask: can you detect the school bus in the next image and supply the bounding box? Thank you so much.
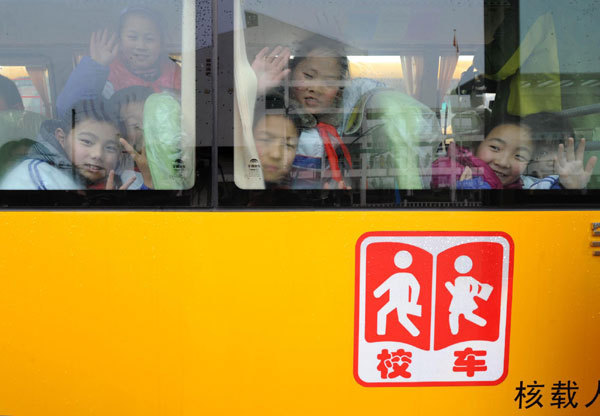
[0,0,598,414]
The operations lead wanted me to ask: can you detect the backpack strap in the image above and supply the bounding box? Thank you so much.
[317,122,352,185]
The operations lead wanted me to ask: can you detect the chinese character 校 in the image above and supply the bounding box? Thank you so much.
[377,348,413,379]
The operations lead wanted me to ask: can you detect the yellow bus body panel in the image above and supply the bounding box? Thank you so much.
[0,211,597,415]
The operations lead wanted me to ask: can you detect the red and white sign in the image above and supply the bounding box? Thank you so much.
[354,232,514,386]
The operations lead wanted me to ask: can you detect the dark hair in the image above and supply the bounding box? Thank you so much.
[484,113,522,137]
[61,99,117,134]
[487,112,573,141]
[481,112,573,158]
[108,86,153,138]
[0,75,24,111]
[253,93,303,137]
[289,35,349,80]
[118,6,167,45]
[521,112,574,143]
[109,86,153,116]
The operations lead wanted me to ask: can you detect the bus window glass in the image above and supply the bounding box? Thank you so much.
[0,66,51,117]
[0,0,197,193]
[228,0,600,206]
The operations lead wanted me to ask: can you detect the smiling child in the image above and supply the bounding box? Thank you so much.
[431,114,597,190]
[0,99,129,190]
[56,6,180,122]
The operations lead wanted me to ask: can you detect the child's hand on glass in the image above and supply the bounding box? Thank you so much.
[90,29,119,67]
[556,137,598,189]
[105,170,136,190]
[251,46,291,95]
[120,138,153,189]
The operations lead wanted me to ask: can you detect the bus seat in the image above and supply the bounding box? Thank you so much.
[0,110,46,146]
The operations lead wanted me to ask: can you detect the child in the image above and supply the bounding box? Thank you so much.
[109,86,153,151]
[526,140,557,180]
[108,86,154,189]
[521,112,575,184]
[0,74,46,145]
[432,114,597,189]
[252,94,301,186]
[56,6,180,121]
[252,36,351,189]
[0,99,133,190]
[289,36,352,189]
[472,121,534,188]
[0,75,24,112]
[527,136,597,190]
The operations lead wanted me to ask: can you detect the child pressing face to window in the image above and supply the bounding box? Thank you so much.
[475,123,533,186]
[527,141,557,179]
[120,100,145,150]
[520,112,574,180]
[109,86,153,152]
[290,52,344,118]
[288,37,348,123]
[253,113,299,184]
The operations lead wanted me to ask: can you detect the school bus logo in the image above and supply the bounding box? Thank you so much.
[354,232,514,386]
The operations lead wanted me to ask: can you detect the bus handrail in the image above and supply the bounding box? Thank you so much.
[559,102,600,118]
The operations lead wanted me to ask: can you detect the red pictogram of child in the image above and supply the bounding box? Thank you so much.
[373,250,422,337]
[445,255,493,335]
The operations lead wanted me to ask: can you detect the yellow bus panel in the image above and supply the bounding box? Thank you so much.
[0,210,597,414]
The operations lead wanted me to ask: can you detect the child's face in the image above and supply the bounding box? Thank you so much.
[253,114,299,183]
[60,119,120,183]
[527,142,557,178]
[120,101,145,151]
[476,124,533,186]
[120,15,161,71]
[291,53,342,116]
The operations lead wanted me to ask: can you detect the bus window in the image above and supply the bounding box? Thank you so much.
[0,0,204,200]
[0,66,51,117]
[223,0,600,207]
